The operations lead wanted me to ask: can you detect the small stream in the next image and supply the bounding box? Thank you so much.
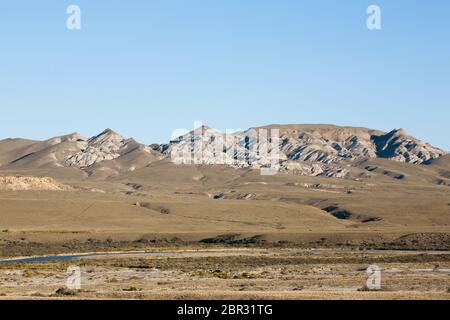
[1,249,448,264]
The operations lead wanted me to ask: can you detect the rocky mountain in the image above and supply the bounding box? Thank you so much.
[273,125,444,164]
[371,128,444,164]
[0,129,161,178]
[0,124,446,179]
[155,124,446,178]
[64,129,158,169]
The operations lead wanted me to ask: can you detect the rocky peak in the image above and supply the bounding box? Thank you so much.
[65,129,129,168]
[372,129,445,164]
[89,128,124,144]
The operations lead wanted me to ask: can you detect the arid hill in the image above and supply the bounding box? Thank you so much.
[0,124,446,179]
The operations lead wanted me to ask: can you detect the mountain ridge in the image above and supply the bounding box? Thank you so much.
[0,124,446,179]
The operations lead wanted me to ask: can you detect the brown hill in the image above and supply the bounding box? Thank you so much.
[1,125,446,180]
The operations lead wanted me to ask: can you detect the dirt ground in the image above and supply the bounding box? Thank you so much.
[0,161,449,300]
[0,248,449,300]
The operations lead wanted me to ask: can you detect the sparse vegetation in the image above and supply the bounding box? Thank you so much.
[0,248,448,300]
[122,287,142,292]
[54,287,79,296]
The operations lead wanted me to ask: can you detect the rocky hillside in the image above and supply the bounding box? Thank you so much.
[0,125,446,179]
[64,129,158,169]
[268,125,444,164]
[155,124,446,178]
[0,129,161,177]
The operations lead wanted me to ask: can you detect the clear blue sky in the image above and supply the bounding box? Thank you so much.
[0,0,449,149]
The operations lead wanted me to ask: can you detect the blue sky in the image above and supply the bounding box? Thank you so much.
[0,1,449,149]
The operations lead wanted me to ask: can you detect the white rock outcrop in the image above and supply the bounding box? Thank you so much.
[0,176,71,191]
[65,129,129,168]
[155,124,446,178]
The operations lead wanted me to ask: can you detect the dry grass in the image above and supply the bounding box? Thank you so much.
[0,248,449,300]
